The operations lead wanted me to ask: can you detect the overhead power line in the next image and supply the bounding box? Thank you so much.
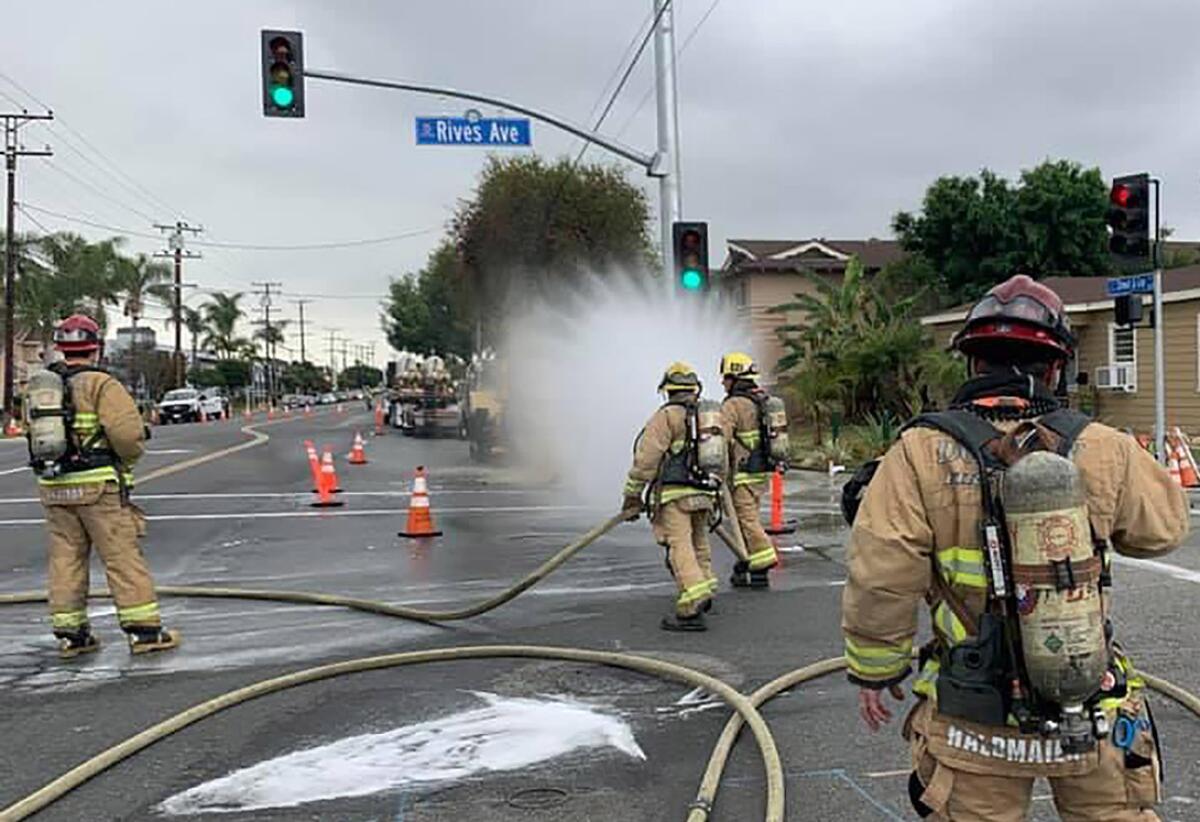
[0,69,187,220]
[576,0,672,165]
[42,159,159,224]
[583,8,657,126]
[615,0,723,140]
[18,202,439,251]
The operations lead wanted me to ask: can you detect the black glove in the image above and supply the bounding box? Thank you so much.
[621,495,643,522]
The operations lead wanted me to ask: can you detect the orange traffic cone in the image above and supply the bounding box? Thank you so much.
[337,402,344,415]
[268,406,276,421]
[284,407,293,419]
[243,409,252,423]
[199,408,207,424]
[374,404,385,436]
[304,440,322,492]
[2,417,21,437]
[348,431,368,465]
[304,404,313,417]
[1176,438,1200,488]
[322,447,343,493]
[1168,449,1183,487]
[399,466,442,538]
[763,468,797,535]
[310,448,344,508]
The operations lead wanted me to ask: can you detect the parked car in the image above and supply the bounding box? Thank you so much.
[158,388,203,424]
[198,389,229,418]
[318,393,338,405]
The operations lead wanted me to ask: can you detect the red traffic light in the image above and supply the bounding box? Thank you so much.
[1111,185,1131,207]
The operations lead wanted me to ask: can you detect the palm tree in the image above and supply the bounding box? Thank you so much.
[115,254,172,330]
[201,292,249,360]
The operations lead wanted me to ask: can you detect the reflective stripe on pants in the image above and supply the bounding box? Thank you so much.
[653,500,714,617]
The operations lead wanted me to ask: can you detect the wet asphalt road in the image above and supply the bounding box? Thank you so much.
[1,409,1199,821]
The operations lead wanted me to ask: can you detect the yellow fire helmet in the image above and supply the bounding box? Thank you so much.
[658,361,702,394]
[719,351,759,381]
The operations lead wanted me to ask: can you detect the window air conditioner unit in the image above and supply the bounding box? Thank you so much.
[1095,365,1135,392]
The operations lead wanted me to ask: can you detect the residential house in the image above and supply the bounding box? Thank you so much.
[921,267,1200,433]
[717,238,904,382]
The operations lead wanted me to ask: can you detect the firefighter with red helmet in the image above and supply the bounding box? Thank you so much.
[25,314,180,658]
[842,276,1187,820]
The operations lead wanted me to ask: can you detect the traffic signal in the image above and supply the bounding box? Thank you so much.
[672,221,709,293]
[261,30,305,117]
[1106,173,1150,259]
[1114,294,1143,326]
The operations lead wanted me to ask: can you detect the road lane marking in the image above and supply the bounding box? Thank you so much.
[1114,555,1200,584]
[0,504,587,526]
[145,449,194,455]
[0,466,28,476]
[0,489,541,505]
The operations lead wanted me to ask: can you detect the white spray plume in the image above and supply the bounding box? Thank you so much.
[502,272,752,508]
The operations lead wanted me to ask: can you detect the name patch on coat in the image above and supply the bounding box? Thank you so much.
[946,725,1083,764]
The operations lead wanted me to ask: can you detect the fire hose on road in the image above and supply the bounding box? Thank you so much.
[3,420,1200,820]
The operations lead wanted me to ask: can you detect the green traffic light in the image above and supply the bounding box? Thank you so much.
[271,85,295,108]
[680,269,704,291]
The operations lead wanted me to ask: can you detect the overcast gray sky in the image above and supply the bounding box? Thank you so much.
[4,0,1200,368]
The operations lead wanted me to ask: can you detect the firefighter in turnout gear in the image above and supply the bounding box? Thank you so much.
[719,353,779,588]
[623,362,721,632]
[27,314,180,659]
[842,276,1188,820]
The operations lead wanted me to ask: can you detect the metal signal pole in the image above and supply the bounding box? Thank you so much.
[652,0,682,270]
[2,109,52,425]
[1152,178,1165,463]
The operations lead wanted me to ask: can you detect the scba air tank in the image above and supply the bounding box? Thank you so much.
[763,396,789,464]
[695,400,727,479]
[25,368,68,468]
[1002,450,1107,707]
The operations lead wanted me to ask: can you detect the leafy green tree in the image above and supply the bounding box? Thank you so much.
[114,253,172,328]
[451,155,655,342]
[383,242,473,358]
[201,292,250,359]
[893,159,1112,304]
[280,361,330,393]
[773,258,964,427]
[338,364,383,389]
[214,359,250,391]
[187,367,226,388]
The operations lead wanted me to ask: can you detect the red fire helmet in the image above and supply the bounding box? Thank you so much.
[53,314,102,354]
[952,275,1075,360]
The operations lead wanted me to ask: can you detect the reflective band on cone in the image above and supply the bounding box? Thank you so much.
[348,432,368,465]
[399,466,442,538]
[310,447,345,508]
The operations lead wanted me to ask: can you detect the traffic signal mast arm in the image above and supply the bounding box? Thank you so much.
[301,69,658,173]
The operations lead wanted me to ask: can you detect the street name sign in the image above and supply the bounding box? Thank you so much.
[415,116,532,147]
[1106,274,1155,297]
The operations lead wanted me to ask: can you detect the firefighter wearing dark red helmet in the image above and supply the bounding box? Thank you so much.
[842,276,1187,820]
[26,314,179,658]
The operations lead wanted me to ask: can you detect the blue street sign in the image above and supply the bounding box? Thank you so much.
[415,116,532,147]
[1106,274,1155,297]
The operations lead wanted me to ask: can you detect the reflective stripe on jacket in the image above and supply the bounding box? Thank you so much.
[38,370,144,489]
[723,394,769,486]
[625,403,714,506]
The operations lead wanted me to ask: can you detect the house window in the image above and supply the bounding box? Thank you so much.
[1107,323,1137,391]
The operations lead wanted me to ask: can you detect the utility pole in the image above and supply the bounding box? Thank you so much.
[325,328,340,390]
[1152,178,1166,463]
[2,109,52,425]
[291,298,311,363]
[251,282,283,404]
[653,0,682,273]
[154,221,202,387]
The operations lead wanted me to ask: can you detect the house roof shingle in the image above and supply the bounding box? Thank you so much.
[725,238,904,271]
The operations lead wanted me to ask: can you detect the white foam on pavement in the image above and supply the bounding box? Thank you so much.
[157,692,644,815]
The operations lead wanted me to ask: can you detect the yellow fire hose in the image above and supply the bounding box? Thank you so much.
[0,514,626,624]
[0,645,784,822]
[3,419,1200,820]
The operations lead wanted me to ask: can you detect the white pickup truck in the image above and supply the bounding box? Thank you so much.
[157,388,227,424]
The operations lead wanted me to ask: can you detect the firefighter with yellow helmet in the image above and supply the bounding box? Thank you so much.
[24,314,180,659]
[719,352,782,588]
[623,362,726,631]
[842,276,1187,820]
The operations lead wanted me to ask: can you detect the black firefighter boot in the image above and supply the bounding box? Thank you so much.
[729,560,754,588]
[56,627,100,660]
[127,626,182,655]
[749,568,771,589]
[660,611,707,632]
